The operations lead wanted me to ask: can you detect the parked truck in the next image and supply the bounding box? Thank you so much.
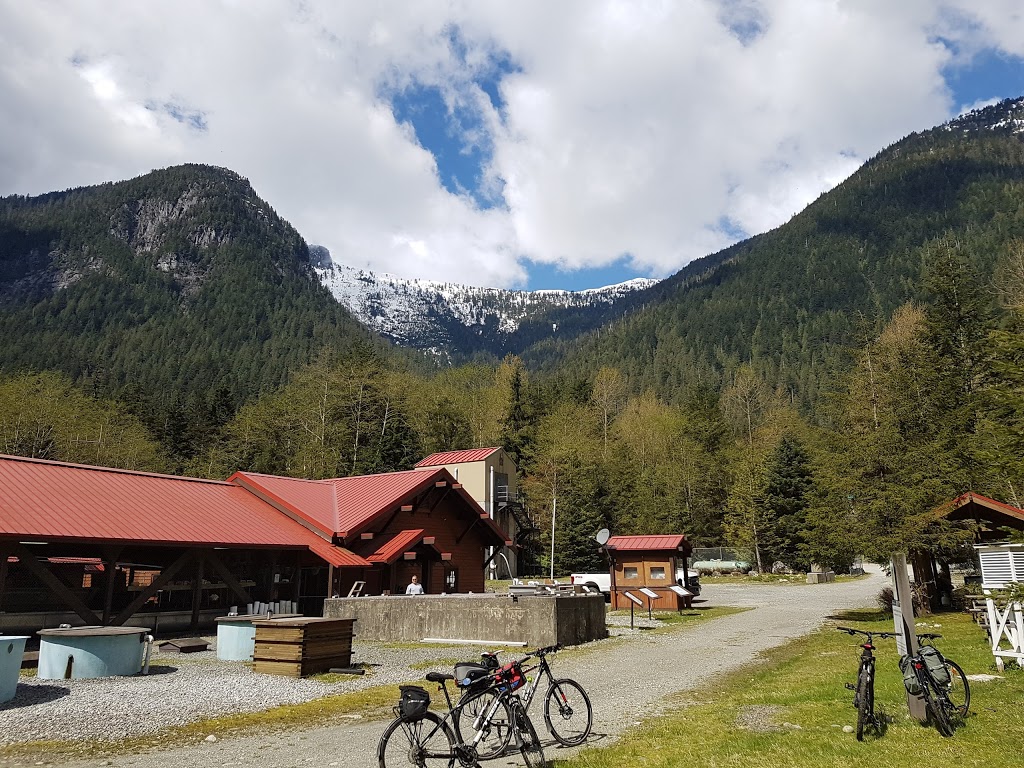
[570,567,701,598]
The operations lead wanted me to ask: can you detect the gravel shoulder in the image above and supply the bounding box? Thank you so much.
[2,567,887,768]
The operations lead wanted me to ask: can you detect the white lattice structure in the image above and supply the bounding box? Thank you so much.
[977,544,1024,670]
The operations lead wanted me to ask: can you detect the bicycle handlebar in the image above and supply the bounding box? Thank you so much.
[836,626,896,639]
[917,632,942,641]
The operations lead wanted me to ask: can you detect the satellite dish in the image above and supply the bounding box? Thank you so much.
[595,528,610,546]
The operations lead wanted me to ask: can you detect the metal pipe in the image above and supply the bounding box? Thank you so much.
[142,634,154,675]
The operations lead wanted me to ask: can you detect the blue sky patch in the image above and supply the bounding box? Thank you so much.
[390,27,518,209]
[945,48,1024,110]
[524,255,653,292]
[146,100,208,132]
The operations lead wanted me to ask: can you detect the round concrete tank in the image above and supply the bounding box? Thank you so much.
[0,636,29,702]
[37,626,149,679]
[215,613,301,661]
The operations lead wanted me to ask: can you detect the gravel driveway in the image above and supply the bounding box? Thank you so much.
[6,567,887,768]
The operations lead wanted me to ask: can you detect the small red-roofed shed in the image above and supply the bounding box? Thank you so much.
[606,534,694,610]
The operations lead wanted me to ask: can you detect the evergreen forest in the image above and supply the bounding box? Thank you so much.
[5,101,1024,576]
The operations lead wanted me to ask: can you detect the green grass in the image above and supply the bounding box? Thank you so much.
[607,605,750,632]
[555,610,1023,768]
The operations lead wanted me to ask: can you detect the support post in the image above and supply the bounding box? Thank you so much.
[892,553,926,722]
[190,556,205,630]
[101,546,124,624]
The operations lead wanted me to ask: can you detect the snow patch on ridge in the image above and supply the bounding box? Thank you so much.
[314,258,657,343]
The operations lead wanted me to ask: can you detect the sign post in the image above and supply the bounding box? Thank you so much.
[623,590,643,629]
[891,553,926,722]
[639,587,659,620]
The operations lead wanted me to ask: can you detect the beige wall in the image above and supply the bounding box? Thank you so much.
[426,449,518,516]
[419,449,520,577]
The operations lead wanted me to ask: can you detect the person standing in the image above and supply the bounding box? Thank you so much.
[405,575,425,595]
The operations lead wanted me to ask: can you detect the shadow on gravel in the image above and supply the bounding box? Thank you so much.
[0,683,70,710]
[142,665,179,676]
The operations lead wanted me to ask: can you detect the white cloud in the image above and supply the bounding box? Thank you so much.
[0,1,1020,288]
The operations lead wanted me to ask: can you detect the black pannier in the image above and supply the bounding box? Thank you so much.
[399,685,430,721]
[455,662,492,690]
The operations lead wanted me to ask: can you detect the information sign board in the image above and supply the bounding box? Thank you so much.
[639,588,659,599]
[669,585,692,597]
[622,591,643,605]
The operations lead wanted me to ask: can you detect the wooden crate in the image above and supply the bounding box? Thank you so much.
[252,617,355,678]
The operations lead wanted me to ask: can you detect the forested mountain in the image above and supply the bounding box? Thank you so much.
[4,101,1024,580]
[316,256,656,361]
[522,97,1024,410]
[0,164,387,462]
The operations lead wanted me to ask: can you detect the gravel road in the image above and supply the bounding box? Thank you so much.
[6,567,887,768]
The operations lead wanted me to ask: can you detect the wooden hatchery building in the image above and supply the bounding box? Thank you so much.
[0,453,509,634]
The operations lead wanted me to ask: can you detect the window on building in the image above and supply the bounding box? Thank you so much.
[624,566,639,579]
[650,566,666,580]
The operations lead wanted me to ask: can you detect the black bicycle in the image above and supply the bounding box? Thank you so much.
[900,633,969,737]
[455,645,592,756]
[378,663,546,768]
[837,626,895,740]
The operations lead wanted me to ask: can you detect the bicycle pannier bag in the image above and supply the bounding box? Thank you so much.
[497,661,525,691]
[919,645,950,687]
[399,685,430,721]
[899,655,922,695]
[454,662,491,689]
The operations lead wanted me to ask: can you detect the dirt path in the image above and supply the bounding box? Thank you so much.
[57,568,887,768]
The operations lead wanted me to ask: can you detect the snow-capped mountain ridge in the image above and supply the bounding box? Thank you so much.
[313,251,657,356]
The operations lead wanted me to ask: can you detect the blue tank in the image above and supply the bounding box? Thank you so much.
[0,636,28,702]
[37,626,149,679]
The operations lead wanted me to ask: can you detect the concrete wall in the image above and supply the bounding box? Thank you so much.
[323,593,607,647]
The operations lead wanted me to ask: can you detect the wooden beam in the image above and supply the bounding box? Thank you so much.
[9,543,101,625]
[360,532,374,540]
[200,549,252,606]
[102,546,124,624]
[0,545,9,613]
[403,552,417,560]
[401,505,413,512]
[111,549,197,626]
[190,557,205,630]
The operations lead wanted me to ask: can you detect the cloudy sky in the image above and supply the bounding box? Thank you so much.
[2,1,1024,290]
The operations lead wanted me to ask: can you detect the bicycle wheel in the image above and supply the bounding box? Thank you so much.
[923,683,955,737]
[943,659,970,717]
[543,678,593,746]
[855,667,873,741]
[511,697,546,768]
[454,688,512,759]
[378,712,456,768]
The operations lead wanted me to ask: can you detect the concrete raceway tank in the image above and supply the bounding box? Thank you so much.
[0,635,29,702]
[38,626,152,679]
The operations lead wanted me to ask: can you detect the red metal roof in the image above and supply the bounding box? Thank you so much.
[0,454,368,567]
[415,447,501,468]
[367,529,425,564]
[607,535,690,552]
[232,468,509,546]
[232,469,442,538]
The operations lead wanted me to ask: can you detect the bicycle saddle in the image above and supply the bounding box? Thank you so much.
[426,671,455,683]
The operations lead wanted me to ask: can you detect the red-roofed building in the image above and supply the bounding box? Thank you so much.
[606,534,693,610]
[0,454,510,633]
[415,447,530,578]
[230,467,510,596]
